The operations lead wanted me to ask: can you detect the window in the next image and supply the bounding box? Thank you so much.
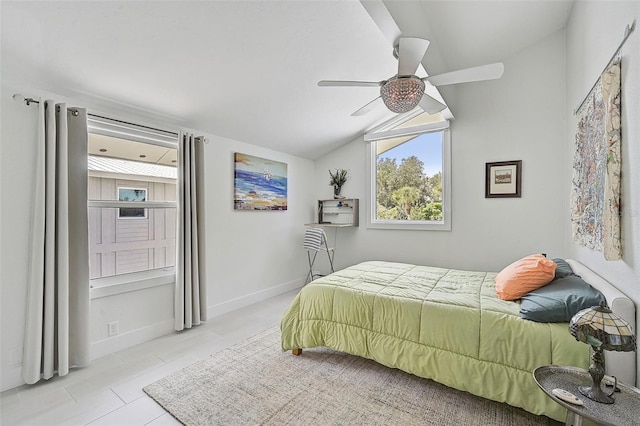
[118,187,147,218]
[366,112,451,231]
[87,116,178,296]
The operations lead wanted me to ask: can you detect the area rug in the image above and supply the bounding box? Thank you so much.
[144,327,559,425]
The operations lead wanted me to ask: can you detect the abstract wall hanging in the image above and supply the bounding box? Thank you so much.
[571,61,622,260]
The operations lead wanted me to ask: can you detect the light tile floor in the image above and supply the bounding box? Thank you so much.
[1,290,299,426]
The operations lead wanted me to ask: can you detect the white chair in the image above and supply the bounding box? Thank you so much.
[303,227,335,283]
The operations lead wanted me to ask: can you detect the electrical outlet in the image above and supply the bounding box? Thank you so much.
[10,348,22,366]
[107,321,119,337]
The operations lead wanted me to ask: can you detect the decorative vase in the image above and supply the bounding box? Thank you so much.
[334,185,342,199]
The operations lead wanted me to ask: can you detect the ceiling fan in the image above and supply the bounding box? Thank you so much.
[318,37,504,116]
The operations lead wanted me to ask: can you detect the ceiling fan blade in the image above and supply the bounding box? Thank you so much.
[424,62,504,87]
[351,97,382,116]
[360,1,402,47]
[318,80,382,88]
[418,93,447,115]
[397,37,430,77]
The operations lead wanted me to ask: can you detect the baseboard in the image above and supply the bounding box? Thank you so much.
[90,318,175,360]
[207,277,303,320]
[1,279,303,392]
[0,365,24,392]
[91,277,304,357]
[1,320,177,392]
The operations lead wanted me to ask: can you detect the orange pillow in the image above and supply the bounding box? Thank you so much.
[495,254,556,301]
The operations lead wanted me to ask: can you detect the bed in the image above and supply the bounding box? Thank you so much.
[280,259,636,422]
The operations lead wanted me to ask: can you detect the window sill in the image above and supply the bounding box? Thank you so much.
[90,268,175,299]
[367,220,451,231]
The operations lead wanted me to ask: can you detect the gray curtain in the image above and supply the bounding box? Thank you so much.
[23,100,90,384]
[175,132,206,331]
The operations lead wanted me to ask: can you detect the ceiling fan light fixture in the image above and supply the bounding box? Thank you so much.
[380,76,425,113]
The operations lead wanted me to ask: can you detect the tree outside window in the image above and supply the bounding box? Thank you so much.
[376,132,443,222]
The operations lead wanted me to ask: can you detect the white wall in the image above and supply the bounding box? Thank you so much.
[199,132,315,316]
[314,29,568,273]
[0,82,315,391]
[565,1,640,385]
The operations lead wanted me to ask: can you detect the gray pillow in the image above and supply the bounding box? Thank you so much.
[519,274,605,323]
[552,258,575,279]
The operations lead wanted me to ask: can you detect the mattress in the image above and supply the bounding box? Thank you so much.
[281,261,591,422]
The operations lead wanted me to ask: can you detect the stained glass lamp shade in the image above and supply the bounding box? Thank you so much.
[569,301,637,403]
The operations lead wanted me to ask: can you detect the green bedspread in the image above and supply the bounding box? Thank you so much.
[281,261,590,422]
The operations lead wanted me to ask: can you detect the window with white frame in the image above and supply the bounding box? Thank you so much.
[366,111,451,231]
[118,187,147,218]
[87,116,178,294]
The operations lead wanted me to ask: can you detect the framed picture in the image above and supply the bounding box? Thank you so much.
[485,160,521,198]
[234,153,288,210]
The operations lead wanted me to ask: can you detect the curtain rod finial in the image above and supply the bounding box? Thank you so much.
[13,93,39,106]
[625,20,635,38]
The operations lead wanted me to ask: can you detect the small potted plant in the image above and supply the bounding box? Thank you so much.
[329,168,348,199]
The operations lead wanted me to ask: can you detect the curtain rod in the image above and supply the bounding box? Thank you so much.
[13,94,180,137]
[574,20,635,115]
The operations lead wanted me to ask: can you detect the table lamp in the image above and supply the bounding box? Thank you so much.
[569,301,637,404]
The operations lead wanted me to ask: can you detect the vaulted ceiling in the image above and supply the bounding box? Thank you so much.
[1,1,574,159]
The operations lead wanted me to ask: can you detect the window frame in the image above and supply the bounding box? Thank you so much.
[365,120,451,231]
[87,116,179,298]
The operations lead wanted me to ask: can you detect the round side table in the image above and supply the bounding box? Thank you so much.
[533,365,640,426]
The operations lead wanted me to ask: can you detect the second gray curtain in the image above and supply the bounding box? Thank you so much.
[175,132,206,330]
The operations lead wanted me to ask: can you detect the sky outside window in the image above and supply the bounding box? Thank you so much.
[378,132,442,176]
